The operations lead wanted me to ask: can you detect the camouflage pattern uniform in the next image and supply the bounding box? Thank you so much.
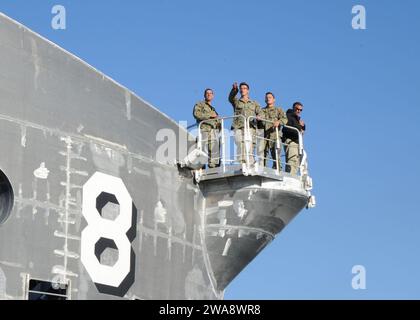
[228,88,261,164]
[193,101,221,168]
[257,106,287,169]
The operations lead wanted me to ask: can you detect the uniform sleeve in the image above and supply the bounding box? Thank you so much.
[255,102,262,116]
[278,108,288,126]
[193,103,206,121]
[228,88,238,108]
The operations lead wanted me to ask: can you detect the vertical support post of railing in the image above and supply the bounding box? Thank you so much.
[298,131,303,176]
[244,116,251,170]
[298,132,304,156]
[220,118,226,173]
[299,150,308,177]
[198,123,203,152]
[275,126,281,175]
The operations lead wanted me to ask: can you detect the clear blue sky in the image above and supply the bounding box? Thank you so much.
[1,0,420,299]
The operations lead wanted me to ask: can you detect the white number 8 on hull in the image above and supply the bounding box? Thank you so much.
[81,172,134,288]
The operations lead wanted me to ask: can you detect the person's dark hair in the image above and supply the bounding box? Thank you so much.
[293,102,303,109]
[265,92,275,98]
[239,82,249,90]
[204,88,213,97]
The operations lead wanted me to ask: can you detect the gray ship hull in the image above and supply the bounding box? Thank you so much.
[0,12,309,300]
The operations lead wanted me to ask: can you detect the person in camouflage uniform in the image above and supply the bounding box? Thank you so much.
[257,92,288,169]
[228,82,261,165]
[193,88,221,168]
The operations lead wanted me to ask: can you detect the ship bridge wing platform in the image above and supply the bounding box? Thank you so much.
[182,115,316,291]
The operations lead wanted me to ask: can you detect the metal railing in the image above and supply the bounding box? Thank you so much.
[247,116,304,175]
[189,115,308,178]
[196,115,246,173]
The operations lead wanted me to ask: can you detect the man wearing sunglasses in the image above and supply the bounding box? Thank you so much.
[283,102,306,175]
